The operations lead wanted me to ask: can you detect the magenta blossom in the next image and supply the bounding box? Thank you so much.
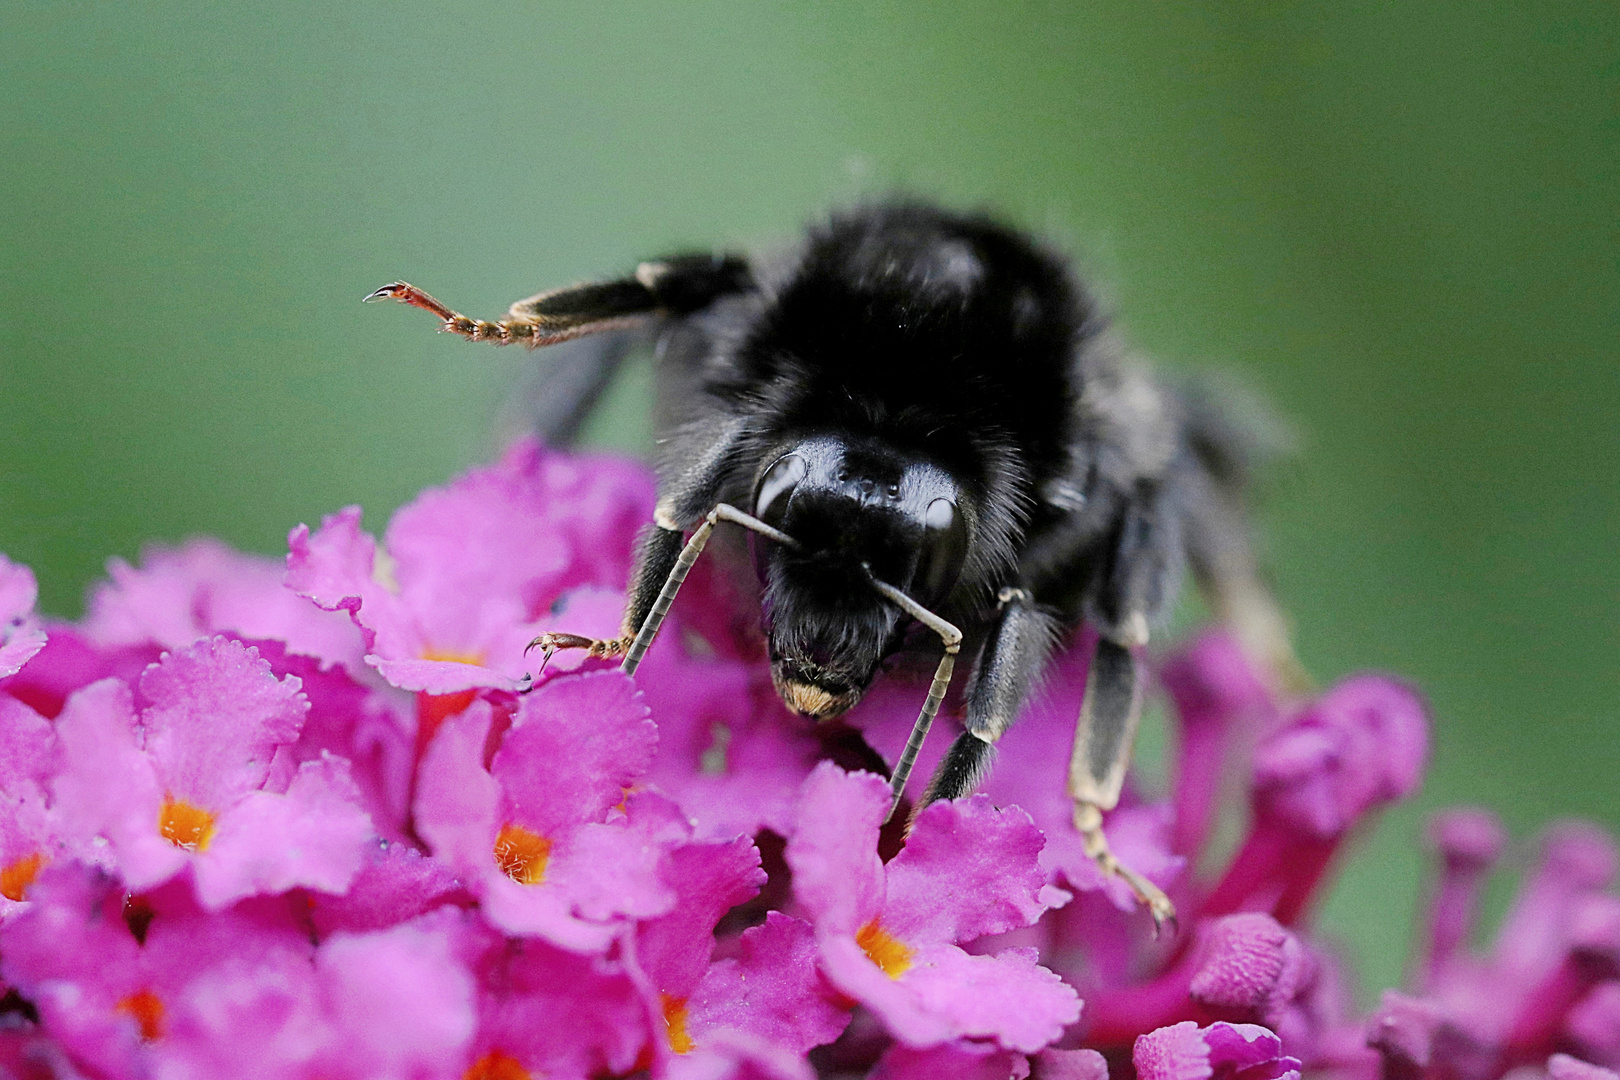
[83,538,367,673]
[412,668,680,951]
[1368,810,1620,1080]
[3,864,476,1080]
[526,586,825,843]
[852,639,1187,915]
[1,440,1617,1080]
[632,837,847,1070]
[786,762,1079,1053]
[0,692,60,916]
[50,637,374,909]
[1134,1021,1302,1080]
[286,438,652,697]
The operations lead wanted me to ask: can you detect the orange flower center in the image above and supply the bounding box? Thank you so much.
[463,1051,531,1080]
[493,823,552,885]
[856,919,914,979]
[159,799,216,851]
[0,852,45,902]
[420,648,485,666]
[117,989,165,1041]
[661,993,694,1054]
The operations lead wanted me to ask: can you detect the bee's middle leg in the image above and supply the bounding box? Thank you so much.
[919,587,1059,807]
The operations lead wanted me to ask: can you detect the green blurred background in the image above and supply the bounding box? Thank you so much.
[3,2,1616,997]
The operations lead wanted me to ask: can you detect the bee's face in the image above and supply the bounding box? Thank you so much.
[749,434,970,719]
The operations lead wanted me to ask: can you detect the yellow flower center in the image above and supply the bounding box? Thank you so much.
[420,648,485,666]
[117,989,165,1041]
[662,993,694,1054]
[856,919,914,979]
[0,852,45,901]
[493,823,552,885]
[463,1051,531,1080]
[159,799,216,851]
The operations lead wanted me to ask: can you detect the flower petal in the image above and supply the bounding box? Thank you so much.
[1135,1021,1301,1080]
[784,763,889,936]
[827,939,1079,1053]
[491,668,656,835]
[637,835,765,997]
[312,914,478,1079]
[883,794,1052,945]
[0,555,47,680]
[1253,675,1427,840]
[51,679,180,889]
[690,912,850,1055]
[137,637,308,811]
[193,754,375,909]
[85,539,364,670]
[870,1039,1028,1080]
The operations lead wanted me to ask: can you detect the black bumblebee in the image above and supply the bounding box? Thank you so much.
[368,203,1296,927]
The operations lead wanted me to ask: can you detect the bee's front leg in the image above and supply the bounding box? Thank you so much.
[525,520,685,671]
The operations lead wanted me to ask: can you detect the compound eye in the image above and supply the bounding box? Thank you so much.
[918,497,968,603]
[754,454,807,532]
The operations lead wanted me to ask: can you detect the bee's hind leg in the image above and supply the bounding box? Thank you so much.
[1071,634,1177,933]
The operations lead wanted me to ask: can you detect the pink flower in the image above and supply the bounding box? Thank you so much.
[0,864,317,1078]
[7,442,1617,1080]
[996,632,1425,1070]
[524,586,825,843]
[632,835,847,1070]
[1134,1021,1302,1080]
[3,863,477,1080]
[286,439,653,698]
[1368,811,1620,1079]
[461,924,653,1080]
[851,639,1184,913]
[0,693,60,915]
[256,642,416,845]
[83,539,367,672]
[785,762,1079,1053]
[412,669,679,951]
[51,638,374,909]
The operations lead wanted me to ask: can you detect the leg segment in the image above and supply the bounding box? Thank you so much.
[863,572,962,821]
[364,253,751,348]
[621,504,795,675]
[527,415,756,671]
[919,587,1059,808]
[1070,635,1176,931]
[527,503,793,674]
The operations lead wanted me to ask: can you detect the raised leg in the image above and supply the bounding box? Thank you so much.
[364,253,751,348]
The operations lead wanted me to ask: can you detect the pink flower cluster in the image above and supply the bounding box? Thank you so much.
[0,442,1615,1080]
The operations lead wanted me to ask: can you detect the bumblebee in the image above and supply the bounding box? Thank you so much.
[368,203,1297,927]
